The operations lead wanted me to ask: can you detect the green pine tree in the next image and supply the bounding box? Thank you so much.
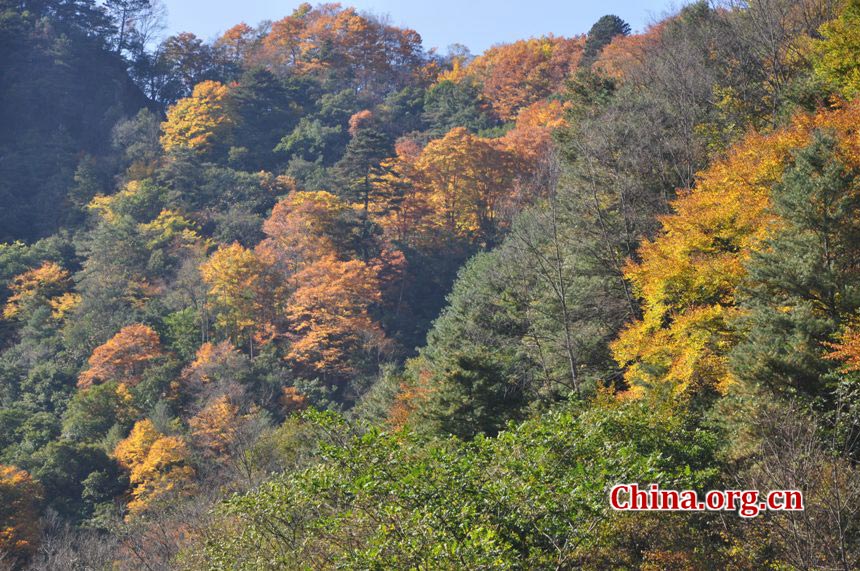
[732,131,860,398]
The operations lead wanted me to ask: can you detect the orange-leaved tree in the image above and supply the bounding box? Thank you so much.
[285,256,387,382]
[258,190,351,271]
[189,395,242,458]
[413,127,520,242]
[78,324,166,390]
[592,24,663,80]
[827,322,860,373]
[373,139,437,248]
[498,99,567,164]
[256,3,422,93]
[459,36,585,120]
[0,465,42,564]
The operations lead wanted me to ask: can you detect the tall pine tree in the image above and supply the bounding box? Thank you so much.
[732,132,860,398]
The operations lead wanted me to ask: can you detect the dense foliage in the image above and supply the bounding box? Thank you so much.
[1,0,860,569]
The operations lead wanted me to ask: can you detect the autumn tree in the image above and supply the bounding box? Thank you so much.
[827,323,860,373]
[285,257,387,385]
[188,395,242,458]
[3,262,78,321]
[593,25,662,80]
[413,127,520,243]
[114,419,195,516]
[256,3,424,96]
[814,0,860,100]
[257,4,311,74]
[200,243,281,354]
[78,324,166,390]
[732,132,860,397]
[0,465,42,564]
[215,23,258,64]
[498,99,566,170]
[258,191,355,270]
[612,103,860,398]
[160,80,233,155]
[459,36,585,120]
[181,340,249,389]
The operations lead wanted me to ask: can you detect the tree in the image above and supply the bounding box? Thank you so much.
[192,399,722,569]
[732,132,860,397]
[612,103,860,398]
[412,349,527,439]
[285,256,387,384]
[258,191,355,271]
[153,32,219,104]
[181,340,249,389]
[227,67,301,169]
[257,5,312,74]
[400,249,534,434]
[814,0,860,100]
[114,419,194,516]
[3,262,74,321]
[413,127,520,243]
[337,110,393,221]
[160,80,233,155]
[112,108,162,170]
[256,4,424,96]
[78,324,166,390]
[498,99,566,165]
[61,380,137,442]
[459,36,585,120]
[827,324,860,373]
[28,441,123,522]
[215,23,258,64]
[103,0,155,56]
[200,243,279,354]
[581,15,631,68]
[724,0,838,115]
[0,465,42,564]
[188,395,241,458]
[592,25,662,79]
[422,79,497,138]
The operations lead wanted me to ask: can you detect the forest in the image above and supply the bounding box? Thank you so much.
[1,0,860,568]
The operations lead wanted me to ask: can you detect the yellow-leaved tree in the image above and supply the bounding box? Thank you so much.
[3,262,78,321]
[200,242,284,353]
[114,419,195,516]
[160,80,233,154]
[814,0,860,100]
[612,102,860,397]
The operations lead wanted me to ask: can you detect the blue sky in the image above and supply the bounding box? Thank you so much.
[160,0,680,55]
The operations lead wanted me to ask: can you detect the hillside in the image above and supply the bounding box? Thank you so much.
[1,1,860,569]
